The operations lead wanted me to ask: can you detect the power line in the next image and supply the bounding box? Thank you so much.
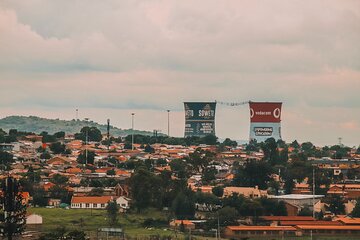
[215,100,250,106]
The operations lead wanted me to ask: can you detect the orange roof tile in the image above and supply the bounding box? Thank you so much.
[336,217,360,225]
[296,225,360,230]
[71,196,113,204]
[227,226,296,231]
[280,221,342,226]
[260,216,315,221]
[172,220,195,226]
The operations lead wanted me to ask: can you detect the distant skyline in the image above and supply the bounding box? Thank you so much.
[0,1,359,146]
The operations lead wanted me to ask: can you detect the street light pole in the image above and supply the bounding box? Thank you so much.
[167,110,170,136]
[85,128,88,165]
[131,113,135,151]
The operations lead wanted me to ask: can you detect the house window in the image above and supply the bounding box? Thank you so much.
[101,204,105,208]
[86,203,89,208]
[93,204,97,208]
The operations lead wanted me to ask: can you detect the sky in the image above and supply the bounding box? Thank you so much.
[0,0,359,146]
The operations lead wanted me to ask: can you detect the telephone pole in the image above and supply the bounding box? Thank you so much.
[167,110,170,136]
[131,113,135,151]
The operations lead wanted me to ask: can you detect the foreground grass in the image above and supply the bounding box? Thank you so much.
[28,207,182,238]
[28,208,360,240]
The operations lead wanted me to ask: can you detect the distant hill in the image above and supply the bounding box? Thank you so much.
[0,116,155,136]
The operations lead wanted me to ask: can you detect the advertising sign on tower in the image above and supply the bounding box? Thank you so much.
[184,102,216,137]
[249,102,282,142]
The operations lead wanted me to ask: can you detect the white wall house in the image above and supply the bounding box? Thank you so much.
[71,196,114,209]
[116,196,131,210]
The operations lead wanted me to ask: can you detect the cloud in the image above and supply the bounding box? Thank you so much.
[0,1,359,145]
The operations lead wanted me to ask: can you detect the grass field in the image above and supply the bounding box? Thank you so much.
[28,207,183,238]
[27,208,360,240]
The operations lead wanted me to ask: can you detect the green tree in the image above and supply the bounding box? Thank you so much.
[106,169,116,176]
[186,148,214,173]
[144,144,155,153]
[261,138,280,165]
[40,151,51,159]
[32,188,48,206]
[172,191,195,219]
[0,151,14,170]
[222,138,237,147]
[48,185,72,204]
[40,131,57,143]
[298,207,312,216]
[50,174,69,185]
[77,151,96,165]
[328,195,345,215]
[54,131,65,139]
[129,168,163,212]
[89,188,104,196]
[0,177,27,240]
[38,227,86,240]
[351,199,360,217]
[290,140,300,149]
[194,191,220,211]
[66,230,86,240]
[75,126,102,142]
[202,166,217,184]
[212,186,224,198]
[274,201,288,216]
[50,142,66,154]
[217,206,238,226]
[169,159,189,179]
[246,139,260,152]
[106,200,120,226]
[202,134,218,145]
[233,160,272,190]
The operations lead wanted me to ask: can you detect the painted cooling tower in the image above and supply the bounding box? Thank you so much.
[184,102,216,137]
[249,102,282,142]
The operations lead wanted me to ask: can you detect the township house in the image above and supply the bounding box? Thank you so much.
[223,186,267,198]
[71,196,130,210]
[224,216,360,238]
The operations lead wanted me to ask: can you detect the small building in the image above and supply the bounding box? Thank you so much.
[170,220,195,230]
[26,214,43,225]
[270,194,324,213]
[48,198,61,207]
[224,226,296,238]
[223,186,267,198]
[116,196,131,212]
[259,216,315,226]
[71,196,114,209]
[295,225,360,236]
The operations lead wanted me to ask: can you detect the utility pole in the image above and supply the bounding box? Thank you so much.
[217,211,220,240]
[167,110,170,136]
[131,113,135,151]
[107,119,110,162]
[76,109,78,120]
[85,128,88,165]
[313,167,315,219]
[107,119,110,151]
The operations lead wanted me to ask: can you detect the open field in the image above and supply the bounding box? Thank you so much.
[27,208,360,240]
[28,207,183,238]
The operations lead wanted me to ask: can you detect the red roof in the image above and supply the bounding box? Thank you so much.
[260,216,315,221]
[280,221,342,226]
[336,217,360,225]
[296,225,360,230]
[227,226,295,231]
[71,196,113,204]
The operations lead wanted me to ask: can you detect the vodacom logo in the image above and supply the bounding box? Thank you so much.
[250,108,254,118]
[273,108,281,118]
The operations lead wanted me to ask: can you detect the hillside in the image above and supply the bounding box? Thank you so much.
[0,116,154,136]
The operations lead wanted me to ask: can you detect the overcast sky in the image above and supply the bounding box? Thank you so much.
[0,0,359,146]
